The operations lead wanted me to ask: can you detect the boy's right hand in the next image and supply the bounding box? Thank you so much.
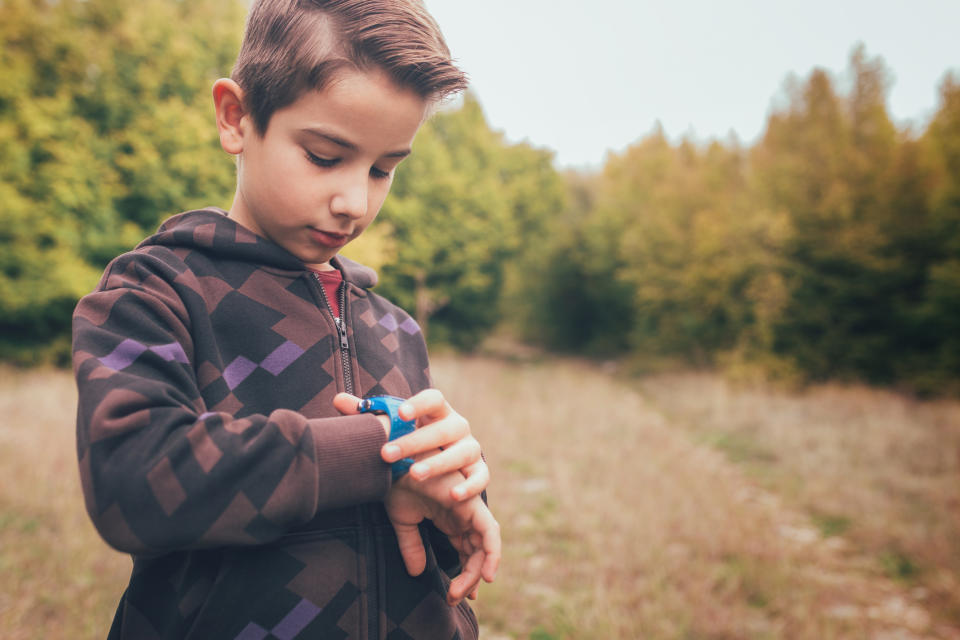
[384,468,500,605]
[333,391,489,502]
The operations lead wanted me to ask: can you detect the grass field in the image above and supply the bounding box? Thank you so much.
[2,354,959,639]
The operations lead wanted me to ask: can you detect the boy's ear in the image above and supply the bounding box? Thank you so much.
[212,78,249,155]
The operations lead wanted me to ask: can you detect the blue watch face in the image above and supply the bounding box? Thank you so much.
[358,395,405,415]
[358,395,416,480]
[358,395,415,440]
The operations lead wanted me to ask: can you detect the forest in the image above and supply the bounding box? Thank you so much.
[2,0,959,395]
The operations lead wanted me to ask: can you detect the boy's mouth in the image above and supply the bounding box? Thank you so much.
[310,228,351,248]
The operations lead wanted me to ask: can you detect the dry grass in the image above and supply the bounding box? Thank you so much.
[2,357,959,639]
[0,366,128,640]
[638,371,960,628]
[433,353,960,639]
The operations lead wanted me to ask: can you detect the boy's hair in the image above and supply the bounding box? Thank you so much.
[232,0,468,134]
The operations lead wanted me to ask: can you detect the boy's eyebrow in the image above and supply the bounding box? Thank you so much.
[301,128,411,159]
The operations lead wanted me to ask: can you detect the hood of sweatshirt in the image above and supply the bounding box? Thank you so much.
[137,207,378,289]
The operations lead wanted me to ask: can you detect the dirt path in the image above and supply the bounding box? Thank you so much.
[701,456,954,639]
[629,390,955,639]
[433,353,960,639]
[638,369,960,639]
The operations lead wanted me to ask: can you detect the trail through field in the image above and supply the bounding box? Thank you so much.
[431,353,960,639]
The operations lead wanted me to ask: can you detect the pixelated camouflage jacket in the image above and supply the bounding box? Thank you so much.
[73,208,478,640]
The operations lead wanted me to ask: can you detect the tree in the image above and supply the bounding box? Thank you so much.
[911,73,960,389]
[0,0,243,362]
[753,46,907,382]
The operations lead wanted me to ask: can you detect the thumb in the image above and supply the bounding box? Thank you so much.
[392,522,427,577]
[333,392,362,415]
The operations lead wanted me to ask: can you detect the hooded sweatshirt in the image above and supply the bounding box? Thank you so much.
[72,208,478,640]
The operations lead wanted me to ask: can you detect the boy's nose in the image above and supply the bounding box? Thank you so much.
[330,175,368,219]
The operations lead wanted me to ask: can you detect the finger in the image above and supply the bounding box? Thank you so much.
[468,588,478,601]
[473,509,501,583]
[469,532,482,552]
[449,461,490,501]
[447,549,485,605]
[481,537,500,583]
[408,438,482,481]
[382,414,470,463]
[391,522,427,577]
[332,392,362,415]
[397,388,450,423]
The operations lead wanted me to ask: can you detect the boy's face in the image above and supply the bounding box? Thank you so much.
[228,70,429,270]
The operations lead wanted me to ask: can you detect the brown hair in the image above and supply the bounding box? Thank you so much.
[231,0,468,134]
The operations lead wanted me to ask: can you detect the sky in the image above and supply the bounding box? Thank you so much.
[423,0,960,170]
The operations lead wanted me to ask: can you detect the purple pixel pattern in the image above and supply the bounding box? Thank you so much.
[271,598,322,640]
[260,341,305,376]
[378,314,399,332]
[399,317,420,335]
[223,356,258,389]
[150,342,190,364]
[100,339,148,371]
[233,622,269,640]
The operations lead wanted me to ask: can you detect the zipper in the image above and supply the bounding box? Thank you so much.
[312,272,381,637]
[312,274,354,396]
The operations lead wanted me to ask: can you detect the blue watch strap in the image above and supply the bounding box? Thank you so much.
[357,395,416,480]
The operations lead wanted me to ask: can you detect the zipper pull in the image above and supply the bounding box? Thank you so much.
[334,317,349,351]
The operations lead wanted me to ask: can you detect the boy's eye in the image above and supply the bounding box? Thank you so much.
[370,166,391,180]
[305,151,338,168]
[306,150,391,180]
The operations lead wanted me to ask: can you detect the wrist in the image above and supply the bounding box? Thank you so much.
[375,414,390,438]
[357,395,416,481]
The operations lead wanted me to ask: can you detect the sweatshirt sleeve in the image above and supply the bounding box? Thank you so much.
[73,253,391,555]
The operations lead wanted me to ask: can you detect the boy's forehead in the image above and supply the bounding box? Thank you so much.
[277,70,431,148]
[303,69,430,117]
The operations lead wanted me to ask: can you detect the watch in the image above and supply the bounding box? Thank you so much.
[357,395,416,480]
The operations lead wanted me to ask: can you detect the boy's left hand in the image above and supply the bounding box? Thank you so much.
[384,471,500,604]
[333,389,489,502]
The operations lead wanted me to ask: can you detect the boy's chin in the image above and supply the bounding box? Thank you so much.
[300,252,336,270]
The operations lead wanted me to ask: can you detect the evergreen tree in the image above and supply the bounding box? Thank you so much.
[755,47,905,382]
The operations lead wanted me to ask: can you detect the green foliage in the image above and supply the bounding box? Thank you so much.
[0,0,242,363]
[509,170,636,355]
[516,45,960,393]
[912,75,960,391]
[754,47,904,382]
[370,95,566,348]
[753,49,960,389]
[517,127,790,364]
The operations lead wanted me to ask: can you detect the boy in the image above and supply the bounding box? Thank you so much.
[72,1,500,638]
